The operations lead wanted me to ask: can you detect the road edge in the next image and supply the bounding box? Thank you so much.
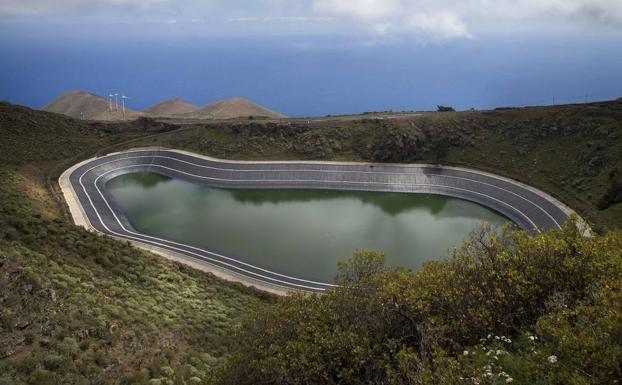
[59,147,592,296]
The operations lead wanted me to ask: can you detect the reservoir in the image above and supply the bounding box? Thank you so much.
[106,172,510,284]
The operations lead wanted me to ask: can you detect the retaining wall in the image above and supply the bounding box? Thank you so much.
[60,148,577,292]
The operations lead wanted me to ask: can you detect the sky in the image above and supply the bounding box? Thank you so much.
[1,0,621,116]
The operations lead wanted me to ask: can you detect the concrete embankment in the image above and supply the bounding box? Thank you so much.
[60,147,581,293]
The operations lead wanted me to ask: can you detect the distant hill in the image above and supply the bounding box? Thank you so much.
[43,93,283,121]
[144,99,198,116]
[187,97,286,119]
[43,91,141,121]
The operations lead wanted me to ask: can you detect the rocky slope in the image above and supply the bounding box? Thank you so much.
[43,91,142,121]
[143,99,198,116]
[185,97,285,119]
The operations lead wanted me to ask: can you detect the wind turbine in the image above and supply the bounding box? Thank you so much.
[121,95,129,118]
[108,93,113,112]
[114,93,119,111]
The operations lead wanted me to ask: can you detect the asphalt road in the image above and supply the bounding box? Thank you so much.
[61,148,572,292]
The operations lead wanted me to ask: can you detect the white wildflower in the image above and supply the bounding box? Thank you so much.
[548,355,558,364]
[463,350,469,355]
[497,335,512,343]
[506,378,513,383]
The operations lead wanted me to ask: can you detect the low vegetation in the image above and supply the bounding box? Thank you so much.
[0,182,269,384]
[0,103,271,384]
[597,168,622,210]
[0,100,621,384]
[218,221,622,385]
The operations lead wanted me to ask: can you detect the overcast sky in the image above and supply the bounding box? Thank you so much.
[2,0,622,42]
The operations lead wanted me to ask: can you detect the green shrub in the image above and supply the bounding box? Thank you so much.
[43,353,65,370]
[216,220,622,384]
[0,376,17,385]
[30,369,54,385]
[437,105,456,112]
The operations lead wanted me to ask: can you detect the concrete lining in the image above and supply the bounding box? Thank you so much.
[60,147,583,293]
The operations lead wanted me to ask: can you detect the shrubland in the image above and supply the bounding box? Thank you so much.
[0,100,621,384]
[217,221,622,385]
[0,104,270,385]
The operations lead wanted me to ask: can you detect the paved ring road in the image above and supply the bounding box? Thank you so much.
[60,148,577,293]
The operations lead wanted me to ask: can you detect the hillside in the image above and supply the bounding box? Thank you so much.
[43,91,141,121]
[43,93,283,121]
[186,97,286,119]
[144,99,199,116]
[0,103,270,384]
[0,101,621,384]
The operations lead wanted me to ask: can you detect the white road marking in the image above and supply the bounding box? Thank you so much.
[79,171,336,290]
[73,150,565,290]
[83,152,562,228]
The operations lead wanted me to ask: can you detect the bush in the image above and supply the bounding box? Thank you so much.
[30,369,54,385]
[216,220,622,384]
[370,125,424,162]
[437,105,456,112]
[597,169,622,209]
[43,353,65,371]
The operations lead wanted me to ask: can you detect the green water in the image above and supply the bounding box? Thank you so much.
[106,172,509,283]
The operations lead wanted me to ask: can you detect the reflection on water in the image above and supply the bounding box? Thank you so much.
[107,172,510,283]
[114,172,170,189]
[229,188,450,216]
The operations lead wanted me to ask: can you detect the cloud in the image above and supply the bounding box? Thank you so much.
[1,0,621,41]
[312,0,400,20]
[407,12,472,40]
[0,0,176,17]
[228,16,334,23]
[566,1,622,26]
[310,0,622,40]
[311,0,473,40]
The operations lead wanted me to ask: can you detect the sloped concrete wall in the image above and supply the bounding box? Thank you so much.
[60,148,576,292]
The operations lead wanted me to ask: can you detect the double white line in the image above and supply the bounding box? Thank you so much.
[73,150,564,291]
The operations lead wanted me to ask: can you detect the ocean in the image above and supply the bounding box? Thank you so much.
[1,30,621,117]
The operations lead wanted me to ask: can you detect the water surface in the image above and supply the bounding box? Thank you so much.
[107,172,509,283]
[2,33,621,116]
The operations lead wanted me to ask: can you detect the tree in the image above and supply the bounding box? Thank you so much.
[437,105,455,112]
